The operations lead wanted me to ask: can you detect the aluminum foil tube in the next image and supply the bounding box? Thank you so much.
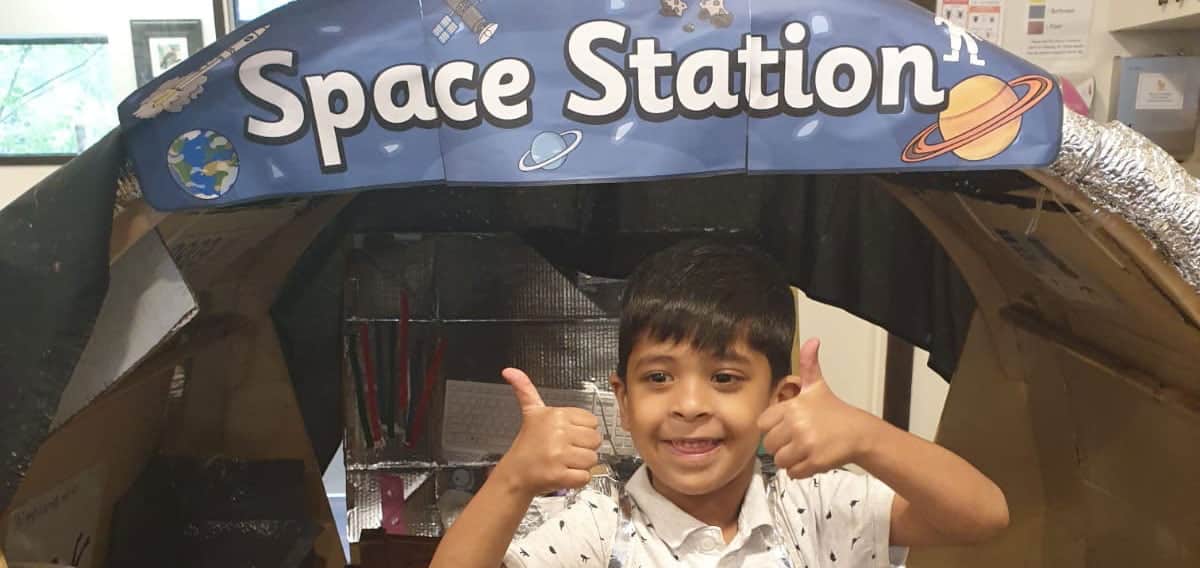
[1050,110,1200,291]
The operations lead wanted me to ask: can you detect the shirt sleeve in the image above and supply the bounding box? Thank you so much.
[503,489,616,568]
[778,468,898,568]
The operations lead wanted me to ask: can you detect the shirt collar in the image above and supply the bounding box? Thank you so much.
[739,460,776,538]
[625,459,776,550]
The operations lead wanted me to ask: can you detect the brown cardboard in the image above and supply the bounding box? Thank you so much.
[160,196,354,567]
[0,364,173,567]
[53,232,197,430]
[2,196,353,568]
[885,177,1200,567]
[156,199,309,292]
[9,167,1200,566]
[109,199,168,265]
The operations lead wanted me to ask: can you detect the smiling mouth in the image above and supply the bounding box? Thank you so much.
[666,438,723,455]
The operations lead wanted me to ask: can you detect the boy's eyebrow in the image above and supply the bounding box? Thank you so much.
[632,351,753,368]
[631,354,678,368]
[715,351,752,365]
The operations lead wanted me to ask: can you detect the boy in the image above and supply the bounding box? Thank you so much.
[431,241,1008,567]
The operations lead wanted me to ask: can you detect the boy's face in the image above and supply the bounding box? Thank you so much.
[611,333,775,498]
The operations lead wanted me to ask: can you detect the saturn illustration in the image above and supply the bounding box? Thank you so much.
[518,130,583,172]
[901,74,1053,163]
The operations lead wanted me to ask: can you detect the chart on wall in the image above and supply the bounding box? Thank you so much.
[1012,0,1094,61]
[936,0,1004,45]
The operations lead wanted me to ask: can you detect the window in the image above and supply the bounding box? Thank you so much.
[232,0,296,28]
[0,36,117,161]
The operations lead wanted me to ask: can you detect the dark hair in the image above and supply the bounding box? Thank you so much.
[617,240,796,383]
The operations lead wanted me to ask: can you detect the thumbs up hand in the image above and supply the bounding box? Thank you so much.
[492,368,603,498]
[757,339,881,480]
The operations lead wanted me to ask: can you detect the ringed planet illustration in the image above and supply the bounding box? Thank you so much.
[518,130,583,172]
[901,74,1053,163]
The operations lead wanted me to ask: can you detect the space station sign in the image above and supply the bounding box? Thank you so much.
[118,0,1063,211]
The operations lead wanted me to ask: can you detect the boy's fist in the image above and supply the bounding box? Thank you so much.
[494,368,603,497]
[758,339,879,479]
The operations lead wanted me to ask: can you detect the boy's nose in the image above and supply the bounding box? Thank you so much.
[670,378,713,421]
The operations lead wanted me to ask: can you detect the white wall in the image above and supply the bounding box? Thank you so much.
[796,290,951,443]
[910,348,951,442]
[0,0,219,209]
[1,165,58,208]
[795,290,891,419]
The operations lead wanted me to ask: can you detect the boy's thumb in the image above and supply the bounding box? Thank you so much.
[797,338,826,389]
[502,368,546,411]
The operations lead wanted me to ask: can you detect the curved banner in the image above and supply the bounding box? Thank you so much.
[118,0,1062,211]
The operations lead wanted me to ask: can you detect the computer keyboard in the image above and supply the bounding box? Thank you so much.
[441,380,637,462]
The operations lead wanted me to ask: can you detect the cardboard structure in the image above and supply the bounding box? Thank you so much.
[2,0,1199,565]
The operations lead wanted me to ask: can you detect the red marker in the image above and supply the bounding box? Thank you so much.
[408,337,445,448]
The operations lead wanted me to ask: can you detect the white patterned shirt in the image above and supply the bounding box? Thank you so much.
[504,460,906,567]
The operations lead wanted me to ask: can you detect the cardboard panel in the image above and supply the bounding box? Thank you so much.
[907,313,1047,567]
[890,181,1200,567]
[1061,351,1200,541]
[952,193,1200,393]
[0,366,173,567]
[157,201,307,292]
[53,233,197,430]
[166,197,354,567]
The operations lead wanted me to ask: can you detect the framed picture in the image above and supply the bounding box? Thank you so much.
[130,20,203,87]
[0,36,117,163]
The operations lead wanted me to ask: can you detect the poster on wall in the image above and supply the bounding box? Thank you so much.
[130,20,204,87]
[1012,0,1093,61]
[936,0,1004,45]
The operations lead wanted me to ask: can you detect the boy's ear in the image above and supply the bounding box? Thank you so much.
[771,375,804,404]
[609,373,631,431]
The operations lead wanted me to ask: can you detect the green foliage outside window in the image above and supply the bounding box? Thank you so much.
[0,37,117,157]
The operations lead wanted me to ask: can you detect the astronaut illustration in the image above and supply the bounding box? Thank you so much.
[934,15,985,67]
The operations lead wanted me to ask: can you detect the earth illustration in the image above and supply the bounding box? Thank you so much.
[167,129,239,200]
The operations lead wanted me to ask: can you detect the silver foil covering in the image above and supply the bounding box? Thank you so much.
[345,234,623,541]
[347,468,442,539]
[1050,110,1200,291]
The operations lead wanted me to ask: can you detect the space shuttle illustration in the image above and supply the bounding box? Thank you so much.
[133,25,271,120]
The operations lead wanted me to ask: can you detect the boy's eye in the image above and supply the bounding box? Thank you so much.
[713,373,741,384]
[646,372,671,383]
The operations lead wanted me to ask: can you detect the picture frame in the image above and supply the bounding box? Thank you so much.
[130,19,204,87]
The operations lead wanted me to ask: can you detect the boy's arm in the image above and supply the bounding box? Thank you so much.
[429,368,602,568]
[855,418,1009,546]
[430,469,537,568]
[760,339,1008,548]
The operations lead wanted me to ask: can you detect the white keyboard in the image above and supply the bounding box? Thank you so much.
[441,380,637,462]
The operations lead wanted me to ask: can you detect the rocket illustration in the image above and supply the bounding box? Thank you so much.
[134,25,271,119]
[443,0,498,44]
